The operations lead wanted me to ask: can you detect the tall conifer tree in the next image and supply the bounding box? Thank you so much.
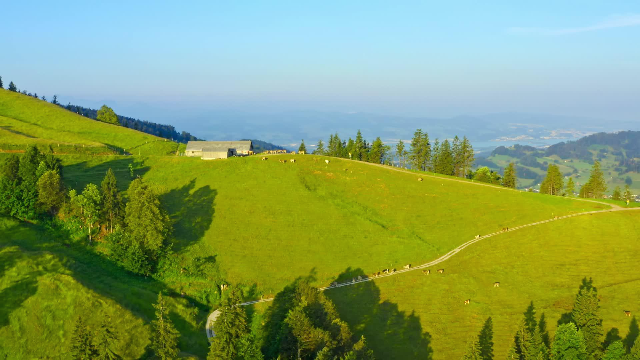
[151,292,179,360]
[502,163,517,188]
[572,279,603,359]
[101,169,122,233]
[208,288,249,360]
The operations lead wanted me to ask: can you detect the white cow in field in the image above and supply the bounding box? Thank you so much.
[325,160,330,164]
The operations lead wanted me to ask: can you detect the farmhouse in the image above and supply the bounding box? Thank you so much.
[185,140,253,160]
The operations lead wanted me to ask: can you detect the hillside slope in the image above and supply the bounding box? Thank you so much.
[61,154,611,294]
[0,89,179,155]
[325,210,640,359]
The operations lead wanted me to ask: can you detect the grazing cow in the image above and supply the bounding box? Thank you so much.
[437,269,444,274]
[325,159,330,164]
[475,235,480,239]
[554,216,558,220]
[502,227,509,232]
[418,177,423,182]
[403,264,411,269]
[261,157,268,161]
[391,268,396,273]
[383,269,389,274]
[625,311,631,317]
[464,299,471,305]
[494,282,500,288]
[423,269,430,275]
[290,159,296,163]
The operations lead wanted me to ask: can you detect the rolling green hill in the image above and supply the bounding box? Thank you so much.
[482,133,640,194]
[0,89,180,155]
[2,94,639,358]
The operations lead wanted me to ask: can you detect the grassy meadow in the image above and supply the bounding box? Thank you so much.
[0,216,210,359]
[59,154,611,296]
[0,89,179,155]
[322,210,640,359]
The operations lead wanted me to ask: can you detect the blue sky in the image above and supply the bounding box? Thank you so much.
[2,0,640,122]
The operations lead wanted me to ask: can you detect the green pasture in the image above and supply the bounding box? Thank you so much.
[0,89,178,155]
[323,210,640,359]
[59,154,610,296]
[0,216,210,359]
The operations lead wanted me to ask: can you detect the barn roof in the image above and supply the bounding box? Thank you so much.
[186,141,252,152]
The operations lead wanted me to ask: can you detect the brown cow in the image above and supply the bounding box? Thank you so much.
[261,157,268,161]
[403,264,411,269]
[494,282,500,288]
[464,299,471,305]
[423,269,430,275]
[625,310,631,317]
[418,177,423,182]
[437,269,444,274]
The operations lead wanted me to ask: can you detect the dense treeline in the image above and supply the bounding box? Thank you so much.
[242,139,287,153]
[537,160,624,199]
[311,129,476,177]
[0,145,172,275]
[1,76,201,143]
[65,104,201,143]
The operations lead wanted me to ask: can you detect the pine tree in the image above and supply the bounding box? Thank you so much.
[540,164,564,196]
[582,161,607,198]
[396,140,406,168]
[97,105,119,125]
[602,341,624,360]
[298,140,307,154]
[627,338,640,360]
[565,177,576,197]
[101,169,122,233]
[151,292,180,360]
[421,131,431,171]
[37,170,65,215]
[624,185,633,205]
[477,317,493,360]
[125,178,170,254]
[462,337,482,360]
[612,186,622,201]
[452,136,463,177]
[368,137,385,164]
[502,163,517,189]
[551,323,588,360]
[436,139,454,176]
[431,139,440,173]
[354,130,365,161]
[71,318,98,359]
[8,81,17,92]
[0,75,3,88]
[461,136,475,177]
[572,279,603,359]
[314,139,326,155]
[208,288,249,360]
[409,129,424,171]
[52,95,59,105]
[94,318,121,360]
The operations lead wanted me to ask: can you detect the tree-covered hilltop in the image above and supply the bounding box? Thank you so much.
[240,139,287,153]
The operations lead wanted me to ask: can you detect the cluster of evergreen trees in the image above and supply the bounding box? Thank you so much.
[70,292,181,359]
[0,146,172,275]
[309,130,392,165]
[0,76,201,143]
[463,278,640,360]
[211,281,375,360]
[306,129,475,177]
[539,160,611,199]
[0,145,63,219]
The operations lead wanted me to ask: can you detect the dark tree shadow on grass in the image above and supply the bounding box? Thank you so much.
[325,267,433,360]
[0,277,38,327]
[604,328,622,350]
[61,157,149,192]
[161,179,217,253]
[0,218,210,358]
[624,316,639,353]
